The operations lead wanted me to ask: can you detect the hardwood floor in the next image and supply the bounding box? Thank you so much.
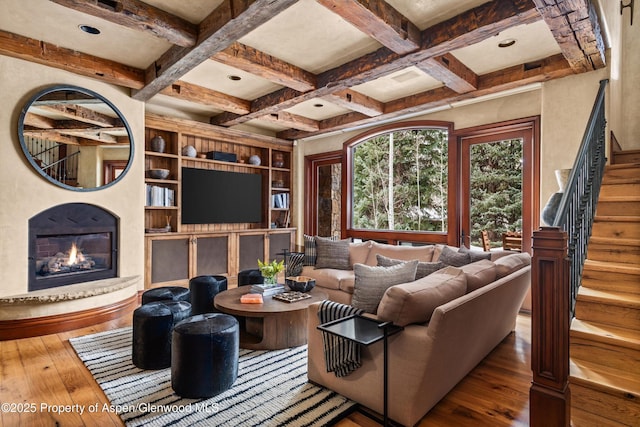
[0,311,531,426]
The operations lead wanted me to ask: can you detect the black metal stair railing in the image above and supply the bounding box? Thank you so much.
[551,79,609,317]
[41,151,80,184]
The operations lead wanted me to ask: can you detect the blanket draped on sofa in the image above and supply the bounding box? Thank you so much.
[318,300,364,377]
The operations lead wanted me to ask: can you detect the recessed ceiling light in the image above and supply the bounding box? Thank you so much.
[79,25,101,35]
[313,103,324,108]
[498,39,516,48]
[227,75,242,81]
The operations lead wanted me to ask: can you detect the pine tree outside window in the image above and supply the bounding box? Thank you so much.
[350,127,449,234]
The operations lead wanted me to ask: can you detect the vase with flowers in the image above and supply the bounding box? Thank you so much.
[257,259,284,285]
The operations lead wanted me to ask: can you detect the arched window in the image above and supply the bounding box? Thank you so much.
[344,121,455,244]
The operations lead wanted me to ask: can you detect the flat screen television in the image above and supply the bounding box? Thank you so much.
[181,167,263,224]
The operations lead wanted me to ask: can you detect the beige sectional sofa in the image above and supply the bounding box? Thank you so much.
[302,240,531,426]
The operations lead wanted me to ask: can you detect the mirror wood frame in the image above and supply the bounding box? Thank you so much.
[18,85,134,191]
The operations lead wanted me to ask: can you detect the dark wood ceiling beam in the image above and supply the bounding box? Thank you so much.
[277,53,574,140]
[24,113,57,129]
[210,0,540,127]
[132,0,298,102]
[160,81,250,115]
[416,53,478,93]
[0,29,144,89]
[532,0,606,71]
[212,42,316,92]
[38,104,118,127]
[22,130,80,145]
[321,89,384,116]
[316,0,420,54]
[259,111,319,132]
[48,0,198,47]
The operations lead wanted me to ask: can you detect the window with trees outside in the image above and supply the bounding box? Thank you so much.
[347,123,451,241]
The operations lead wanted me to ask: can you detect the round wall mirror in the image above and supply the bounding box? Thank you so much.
[18,85,134,191]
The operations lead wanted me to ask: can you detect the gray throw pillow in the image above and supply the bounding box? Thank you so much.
[439,246,472,267]
[459,245,492,262]
[351,260,419,313]
[314,236,351,270]
[376,254,445,279]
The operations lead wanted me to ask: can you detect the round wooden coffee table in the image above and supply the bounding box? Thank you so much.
[214,286,328,350]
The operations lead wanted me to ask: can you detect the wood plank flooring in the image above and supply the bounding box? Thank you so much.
[0,311,531,426]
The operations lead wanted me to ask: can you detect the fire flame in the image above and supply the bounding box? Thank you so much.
[67,243,86,266]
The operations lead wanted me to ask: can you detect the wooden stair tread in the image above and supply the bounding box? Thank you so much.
[602,177,640,185]
[583,259,640,274]
[571,318,640,349]
[594,215,640,223]
[605,161,640,170]
[598,195,640,202]
[570,358,640,396]
[577,287,640,308]
[589,236,640,246]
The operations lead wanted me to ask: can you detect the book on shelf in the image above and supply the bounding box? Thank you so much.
[271,192,290,209]
[145,184,175,207]
[250,284,285,296]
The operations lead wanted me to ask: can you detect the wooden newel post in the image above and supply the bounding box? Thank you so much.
[530,226,571,427]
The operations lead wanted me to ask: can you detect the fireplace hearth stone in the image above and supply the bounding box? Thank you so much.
[0,276,139,321]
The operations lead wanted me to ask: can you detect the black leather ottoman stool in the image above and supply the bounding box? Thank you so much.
[132,301,192,370]
[237,269,263,286]
[171,313,239,398]
[141,286,190,305]
[189,275,228,315]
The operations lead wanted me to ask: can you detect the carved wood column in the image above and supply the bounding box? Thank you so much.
[530,226,571,426]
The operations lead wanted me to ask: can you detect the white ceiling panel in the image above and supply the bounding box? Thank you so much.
[238,0,382,74]
[146,94,223,118]
[181,60,283,100]
[0,0,171,69]
[352,66,443,102]
[386,0,491,30]
[451,20,562,75]
[285,98,351,121]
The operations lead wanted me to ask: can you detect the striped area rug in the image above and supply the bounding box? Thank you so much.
[69,327,355,426]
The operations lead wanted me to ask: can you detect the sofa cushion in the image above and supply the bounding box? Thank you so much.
[459,245,492,262]
[376,254,445,279]
[364,242,434,266]
[494,253,531,278]
[315,236,351,270]
[351,260,419,313]
[459,260,497,292]
[376,266,467,326]
[302,266,354,291]
[350,241,372,266]
[438,246,472,267]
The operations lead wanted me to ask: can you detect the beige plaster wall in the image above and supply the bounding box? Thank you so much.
[540,69,609,207]
[0,55,145,298]
[595,0,638,150]
[293,70,610,242]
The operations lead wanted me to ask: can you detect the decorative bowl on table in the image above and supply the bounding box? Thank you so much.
[148,168,170,179]
[285,276,316,292]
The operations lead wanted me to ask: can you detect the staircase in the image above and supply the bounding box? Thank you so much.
[569,160,640,426]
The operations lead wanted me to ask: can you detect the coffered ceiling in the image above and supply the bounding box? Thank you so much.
[0,0,606,140]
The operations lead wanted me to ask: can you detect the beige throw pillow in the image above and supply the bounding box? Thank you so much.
[494,253,531,278]
[364,242,434,266]
[458,260,497,292]
[376,254,445,279]
[351,260,419,313]
[377,266,467,327]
